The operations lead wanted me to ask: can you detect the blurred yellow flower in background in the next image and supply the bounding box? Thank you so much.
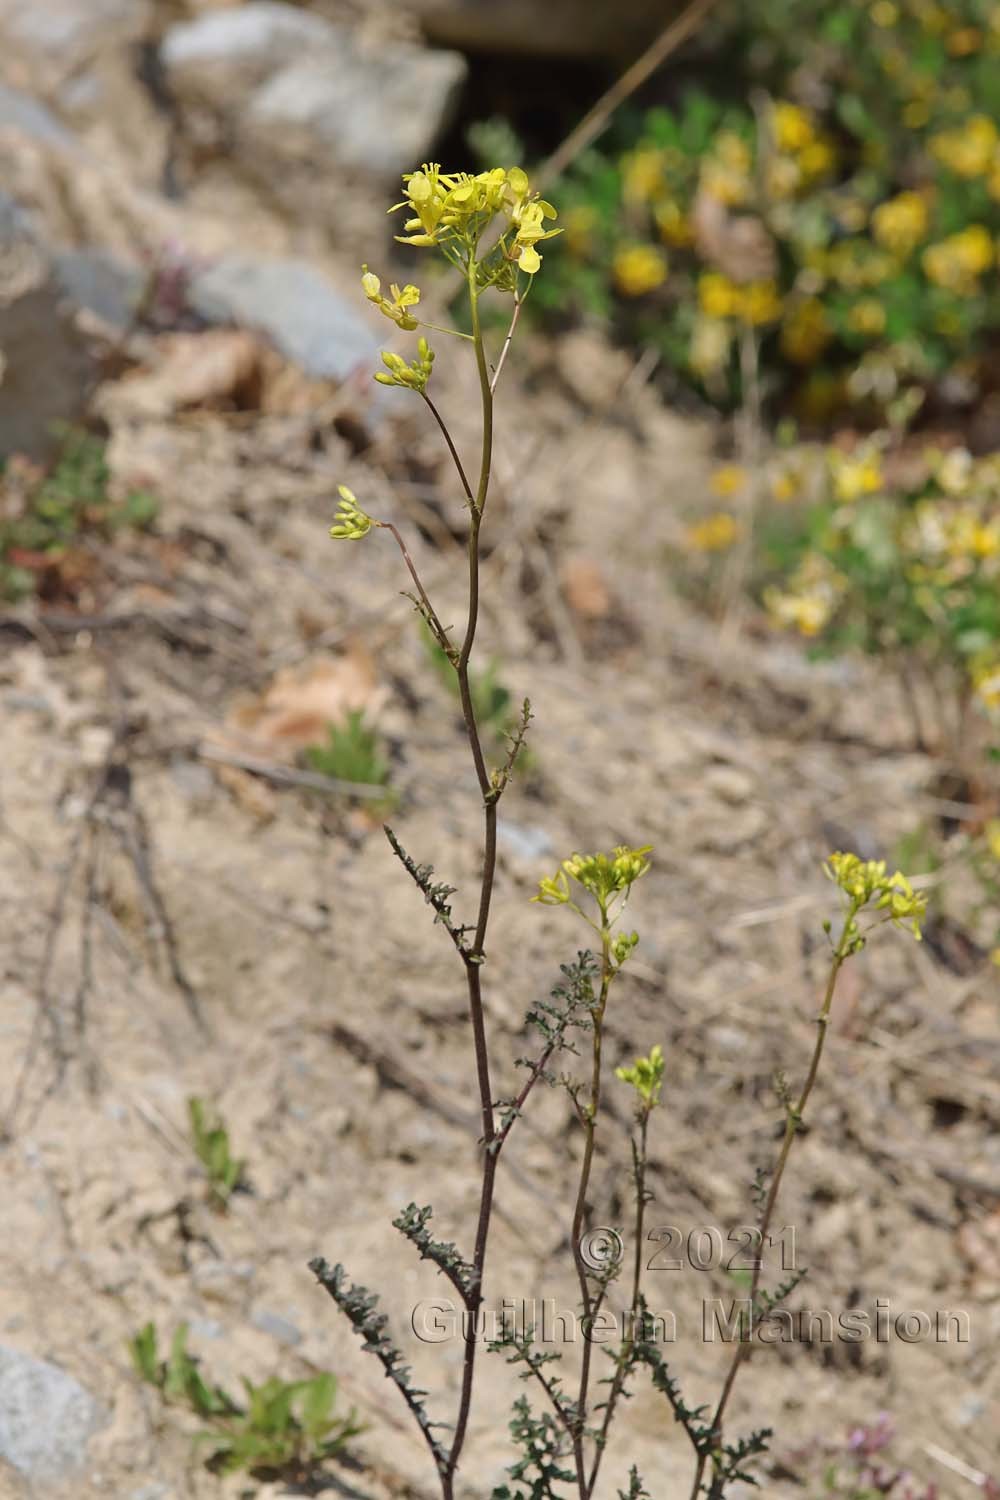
[830,448,884,502]
[847,298,888,336]
[872,191,930,256]
[765,553,847,636]
[781,298,832,363]
[687,512,741,551]
[930,115,998,177]
[773,101,815,151]
[923,225,994,293]
[711,465,747,497]
[613,244,668,296]
[699,271,742,318]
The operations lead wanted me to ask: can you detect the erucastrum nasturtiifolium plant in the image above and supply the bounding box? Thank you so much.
[309,164,928,1497]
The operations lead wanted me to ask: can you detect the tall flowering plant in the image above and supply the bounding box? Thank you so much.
[309,163,927,1498]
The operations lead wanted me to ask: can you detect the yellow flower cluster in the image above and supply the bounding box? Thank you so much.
[972,655,1000,712]
[534,845,652,912]
[700,131,754,208]
[871,191,930,256]
[613,244,669,296]
[767,102,837,197]
[922,224,995,294]
[615,1043,665,1110]
[373,337,435,393]
[329,485,376,541]
[929,114,998,179]
[829,447,884,502]
[764,552,847,637]
[825,852,926,941]
[699,273,782,325]
[686,512,741,552]
[392,163,560,273]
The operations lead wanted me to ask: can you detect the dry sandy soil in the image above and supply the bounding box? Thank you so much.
[1,322,999,1500]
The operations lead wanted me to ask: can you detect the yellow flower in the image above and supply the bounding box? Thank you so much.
[871,191,930,257]
[764,553,846,637]
[799,139,837,181]
[613,244,668,296]
[739,280,783,326]
[711,465,747,497]
[923,225,994,294]
[847,298,887,337]
[687,512,741,551]
[830,447,884,502]
[389,163,560,272]
[564,204,597,257]
[361,266,421,330]
[973,656,1000,711]
[700,133,753,207]
[871,0,898,24]
[699,271,742,319]
[535,845,652,913]
[773,101,815,152]
[654,198,693,247]
[771,469,799,503]
[824,852,927,941]
[622,147,665,205]
[986,821,1000,861]
[947,26,982,55]
[929,115,998,178]
[781,298,832,364]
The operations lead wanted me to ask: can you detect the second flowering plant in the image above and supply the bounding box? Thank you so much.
[308,162,928,1498]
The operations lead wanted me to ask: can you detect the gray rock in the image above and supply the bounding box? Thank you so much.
[497,819,553,862]
[251,1308,303,1347]
[0,0,151,76]
[246,39,467,178]
[188,258,378,382]
[161,2,339,92]
[53,248,144,334]
[0,194,99,459]
[0,1344,105,1480]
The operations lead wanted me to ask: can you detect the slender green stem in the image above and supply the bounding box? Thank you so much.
[420,391,475,507]
[443,252,501,1497]
[587,1109,649,1494]
[380,522,451,649]
[687,928,851,1500]
[570,922,613,1494]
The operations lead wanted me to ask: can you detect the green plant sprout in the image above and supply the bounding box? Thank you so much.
[309,161,927,1499]
[422,621,516,744]
[0,426,158,601]
[304,710,392,792]
[129,1323,362,1478]
[187,1096,247,1208]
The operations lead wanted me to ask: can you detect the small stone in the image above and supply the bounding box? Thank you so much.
[0,193,99,458]
[0,1345,105,1480]
[251,1308,303,1347]
[161,2,339,93]
[188,258,378,382]
[497,820,553,862]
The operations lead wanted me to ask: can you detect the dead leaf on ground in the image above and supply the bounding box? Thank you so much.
[561,556,613,621]
[97,330,263,420]
[212,645,386,763]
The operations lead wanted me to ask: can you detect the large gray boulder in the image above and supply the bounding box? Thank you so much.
[0,1345,105,1481]
[161,4,466,183]
[0,0,151,84]
[0,193,100,459]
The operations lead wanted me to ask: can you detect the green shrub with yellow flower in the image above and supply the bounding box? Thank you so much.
[757,440,1000,735]
[539,0,1000,416]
